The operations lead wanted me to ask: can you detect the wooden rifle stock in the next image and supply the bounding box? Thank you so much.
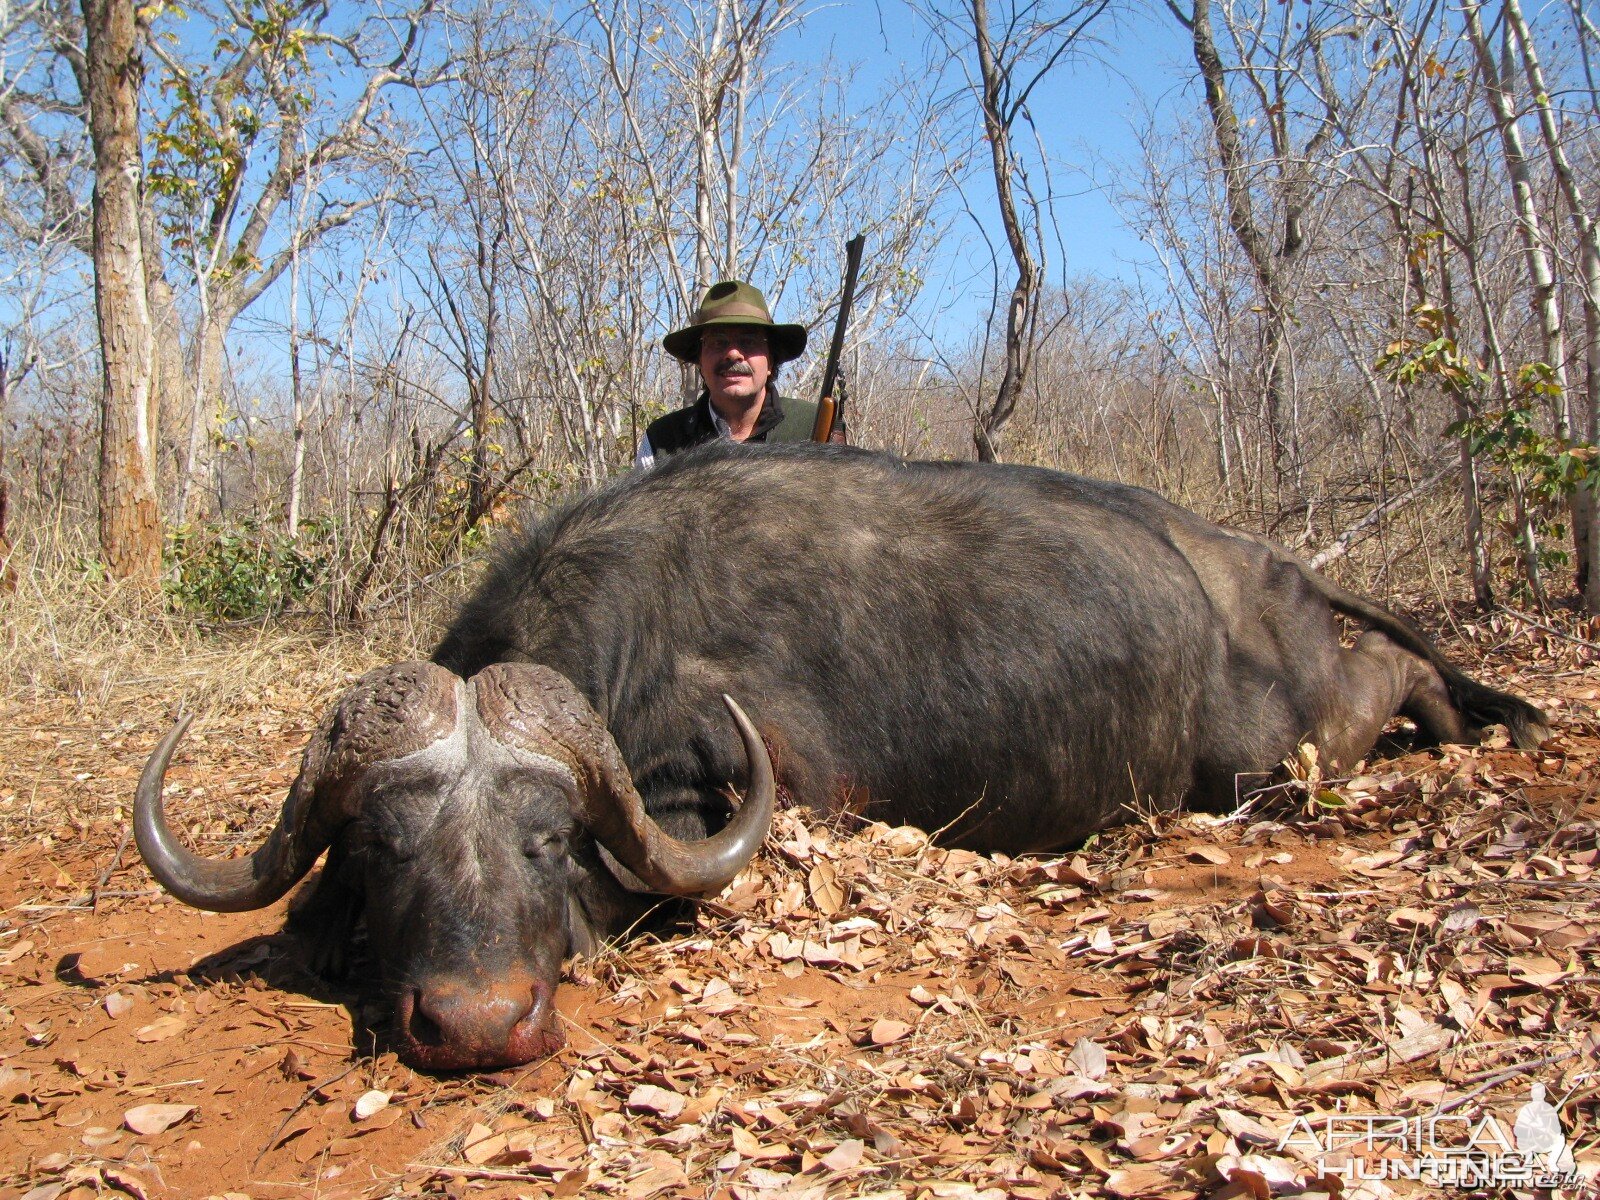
[810,395,836,443]
[813,234,865,442]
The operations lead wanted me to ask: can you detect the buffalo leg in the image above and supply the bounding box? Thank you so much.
[1319,631,1468,769]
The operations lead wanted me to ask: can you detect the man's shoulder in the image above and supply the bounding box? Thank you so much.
[774,393,817,415]
[645,402,712,456]
[765,394,818,443]
[643,404,696,438]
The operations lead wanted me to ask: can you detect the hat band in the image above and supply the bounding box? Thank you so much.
[694,301,772,325]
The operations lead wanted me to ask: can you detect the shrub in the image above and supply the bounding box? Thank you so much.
[165,517,332,620]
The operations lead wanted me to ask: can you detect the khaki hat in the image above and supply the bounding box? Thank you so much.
[663,280,808,364]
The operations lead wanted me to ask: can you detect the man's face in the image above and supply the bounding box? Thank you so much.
[698,326,772,411]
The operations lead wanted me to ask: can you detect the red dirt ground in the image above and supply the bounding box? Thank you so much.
[3,633,1598,1200]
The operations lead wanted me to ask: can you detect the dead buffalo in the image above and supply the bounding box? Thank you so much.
[135,442,1546,1070]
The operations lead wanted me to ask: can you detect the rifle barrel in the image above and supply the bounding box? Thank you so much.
[814,234,865,442]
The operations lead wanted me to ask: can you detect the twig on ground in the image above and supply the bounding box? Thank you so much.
[1497,606,1600,651]
[427,1165,574,1183]
[255,1062,362,1169]
[1308,466,1452,571]
[1434,1047,1582,1115]
[91,821,134,910]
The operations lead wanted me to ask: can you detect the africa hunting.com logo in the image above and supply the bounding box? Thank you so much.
[1277,1084,1590,1191]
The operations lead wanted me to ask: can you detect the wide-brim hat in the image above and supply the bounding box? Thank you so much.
[663,280,808,365]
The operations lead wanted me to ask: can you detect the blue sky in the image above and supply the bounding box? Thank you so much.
[792,0,1198,317]
[0,0,1206,390]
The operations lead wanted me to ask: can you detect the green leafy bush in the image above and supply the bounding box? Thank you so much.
[165,517,332,620]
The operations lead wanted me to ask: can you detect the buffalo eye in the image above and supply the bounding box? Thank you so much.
[522,833,565,862]
[379,839,416,864]
[358,825,414,864]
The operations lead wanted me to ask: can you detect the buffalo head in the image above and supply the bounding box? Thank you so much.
[134,661,774,1071]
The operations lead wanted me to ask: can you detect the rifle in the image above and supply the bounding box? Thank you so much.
[812,234,865,442]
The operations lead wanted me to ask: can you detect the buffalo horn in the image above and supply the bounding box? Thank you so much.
[134,662,460,912]
[474,664,776,895]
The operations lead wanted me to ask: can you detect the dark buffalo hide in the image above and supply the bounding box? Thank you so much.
[137,442,1546,1070]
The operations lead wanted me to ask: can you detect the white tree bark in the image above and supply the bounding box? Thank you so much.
[1504,0,1600,612]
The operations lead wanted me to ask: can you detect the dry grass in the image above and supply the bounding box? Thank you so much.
[0,525,425,716]
[0,526,425,847]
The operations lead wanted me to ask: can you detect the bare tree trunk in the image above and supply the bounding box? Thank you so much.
[1395,156,1494,609]
[1174,0,1291,489]
[970,0,1040,463]
[1464,1,1567,608]
[286,235,306,535]
[1403,61,1496,609]
[1215,386,1233,494]
[1464,3,1568,416]
[691,0,729,290]
[179,308,230,523]
[1506,0,1600,612]
[82,0,162,589]
[723,47,747,276]
[467,358,494,528]
[1439,265,1495,611]
[138,202,183,492]
[0,354,15,594]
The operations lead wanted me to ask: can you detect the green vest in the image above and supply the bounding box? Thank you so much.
[644,390,817,458]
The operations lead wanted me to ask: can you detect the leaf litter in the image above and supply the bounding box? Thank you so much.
[2,634,1599,1198]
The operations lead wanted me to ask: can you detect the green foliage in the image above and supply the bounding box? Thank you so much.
[1445,364,1596,505]
[76,556,109,584]
[1443,363,1596,583]
[165,517,332,620]
[1378,306,1598,599]
[1373,304,1484,396]
[144,0,316,268]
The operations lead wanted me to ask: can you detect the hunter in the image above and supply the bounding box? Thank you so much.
[636,280,845,467]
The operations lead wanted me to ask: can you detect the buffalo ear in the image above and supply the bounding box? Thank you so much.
[566,893,598,958]
[135,662,463,913]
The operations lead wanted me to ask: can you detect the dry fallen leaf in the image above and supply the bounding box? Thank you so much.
[461,1122,500,1165]
[1509,954,1575,987]
[98,1166,151,1200]
[81,1127,120,1150]
[626,1083,686,1119]
[124,1103,196,1136]
[808,862,846,916]
[1103,1164,1173,1197]
[1067,1037,1108,1080]
[864,1018,911,1046]
[819,1138,864,1172]
[1388,906,1436,928]
[352,1090,390,1121]
[1216,1107,1282,1148]
[133,1015,186,1043]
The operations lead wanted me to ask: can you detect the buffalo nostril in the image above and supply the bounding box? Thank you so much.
[396,982,556,1070]
[408,989,445,1047]
[414,984,536,1050]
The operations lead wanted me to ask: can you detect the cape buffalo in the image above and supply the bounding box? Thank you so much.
[135,443,1546,1070]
